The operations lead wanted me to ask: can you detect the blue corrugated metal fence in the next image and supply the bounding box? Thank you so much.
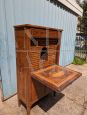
[0,0,77,99]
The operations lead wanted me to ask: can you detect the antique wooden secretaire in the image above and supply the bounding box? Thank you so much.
[14,24,81,115]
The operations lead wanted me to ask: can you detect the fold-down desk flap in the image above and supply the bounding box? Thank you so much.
[32,65,82,92]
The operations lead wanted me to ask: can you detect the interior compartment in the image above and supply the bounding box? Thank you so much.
[31,38,58,46]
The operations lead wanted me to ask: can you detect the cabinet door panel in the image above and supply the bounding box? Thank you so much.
[31,79,45,103]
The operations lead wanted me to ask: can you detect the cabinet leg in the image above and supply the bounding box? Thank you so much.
[27,107,30,115]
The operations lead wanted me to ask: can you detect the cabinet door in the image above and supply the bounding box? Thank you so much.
[31,79,45,104]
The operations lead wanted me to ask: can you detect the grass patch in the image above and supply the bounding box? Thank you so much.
[72,56,86,65]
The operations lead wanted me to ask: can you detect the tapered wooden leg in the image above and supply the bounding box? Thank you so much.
[27,107,30,115]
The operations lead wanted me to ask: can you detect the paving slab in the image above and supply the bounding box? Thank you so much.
[0,93,84,115]
[43,96,83,115]
[67,64,87,77]
[63,76,87,106]
[63,64,87,106]
[84,110,87,115]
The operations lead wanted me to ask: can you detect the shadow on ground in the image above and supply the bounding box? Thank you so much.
[36,92,64,112]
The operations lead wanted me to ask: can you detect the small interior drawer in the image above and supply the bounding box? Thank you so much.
[49,30,58,38]
[31,28,46,38]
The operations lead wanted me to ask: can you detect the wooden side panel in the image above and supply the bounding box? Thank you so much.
[18,68,28,103]
[15,29,28,105]
[15,29,25,50]
[17,52,28,67]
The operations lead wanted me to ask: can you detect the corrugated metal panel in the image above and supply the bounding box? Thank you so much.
[0,0,12,98]
[0,0,77,99]
[4,0,17,97]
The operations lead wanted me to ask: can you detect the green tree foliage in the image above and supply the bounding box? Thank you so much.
[76,0,87,34]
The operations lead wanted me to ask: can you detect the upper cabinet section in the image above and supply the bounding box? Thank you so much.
[14,24,63,49]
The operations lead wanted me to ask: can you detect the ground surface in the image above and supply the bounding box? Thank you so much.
[0,64,87,115]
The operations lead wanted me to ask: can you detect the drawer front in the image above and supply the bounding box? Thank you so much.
[49,30,58,38]
[31,28,46,38]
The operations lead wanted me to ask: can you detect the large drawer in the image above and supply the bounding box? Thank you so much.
[31,28,46,38]
[49,30,58,38]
